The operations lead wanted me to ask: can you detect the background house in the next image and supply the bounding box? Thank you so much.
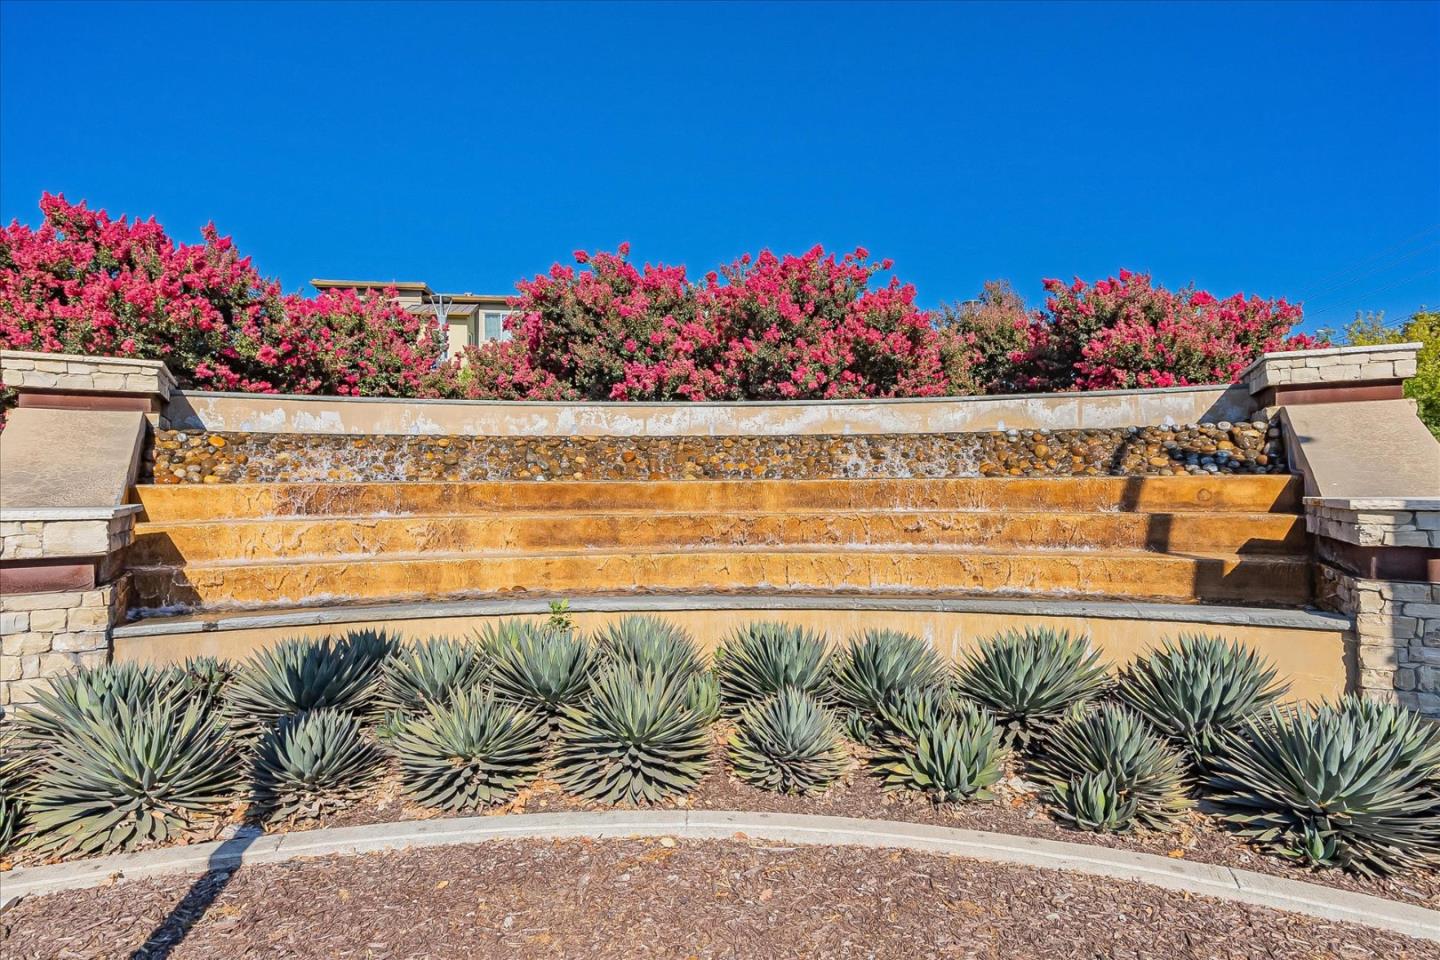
[310,279,515,356]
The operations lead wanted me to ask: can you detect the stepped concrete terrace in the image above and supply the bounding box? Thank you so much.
[126,475,1312,612]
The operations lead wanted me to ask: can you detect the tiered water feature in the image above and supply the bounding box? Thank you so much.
[111,410,1349,703]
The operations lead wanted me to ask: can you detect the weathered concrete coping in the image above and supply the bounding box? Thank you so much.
[3,811,1434,941]
[0,505,144,522]
[112,593,1353,640]
[162,382,1255,437]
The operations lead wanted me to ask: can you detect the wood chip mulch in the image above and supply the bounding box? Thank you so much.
[5,836,1436,960]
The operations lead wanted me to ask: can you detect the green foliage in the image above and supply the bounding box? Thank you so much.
[1342,309,1439,437]
[832,629,949,720]
[873,701,1008,803]
[1030,704,1193,831]
[250,709,382,820]
[25,694,239,855]
[554,666,712,804]
[226,632,396,732]
[594,615,706,680]
[175,656,234,712]
[19,661,184,740]
[391,689,549,811]
[0,726,32,854]
[842,708,878,746]
[380,636,488,718]
[1116,634,1287,762]
[954,627,1108,749]
[1208,698,1440,875]
[547,599,575,632]
[713,621,832,714]
[685,671,722,724]
[486,624,595,723]
[728,691,850,795]
[1050,772,1141,833]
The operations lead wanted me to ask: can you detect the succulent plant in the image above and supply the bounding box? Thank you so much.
[1116,634,1288,762]
[595,615,705,680]
[487,624,595,724]
[842,708,877,746]
[713,621,831,713]
[25,693,240,855]
[872,701,1008,803]
[19,661,185,740]
[226,632,396,732]
[250,709,383,820]
[1207,698,1440,875]
[1029,704,1193,831]
[391,689,548,811]
[0,726,33,854]
[831,629,948,720]
[175,656,234,711]
[954,627,1107,749]
[554,666,711,803]
[728,691,850,795]
[686,670,722,724]
[1050,772,1142,833]
[380,636,488,717]
[876,685,965,744]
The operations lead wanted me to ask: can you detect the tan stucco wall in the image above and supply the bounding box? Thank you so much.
[161,384,1254,437]
[115,607,1348,705]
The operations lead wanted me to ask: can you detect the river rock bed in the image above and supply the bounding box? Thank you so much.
[143,422,1286,484]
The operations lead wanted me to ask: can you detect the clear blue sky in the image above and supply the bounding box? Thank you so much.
[2,0,1437,332]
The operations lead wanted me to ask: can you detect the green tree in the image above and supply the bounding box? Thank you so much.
[1342,309,1439,438]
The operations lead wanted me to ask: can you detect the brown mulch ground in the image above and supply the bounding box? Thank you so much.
[4,837,1434,960]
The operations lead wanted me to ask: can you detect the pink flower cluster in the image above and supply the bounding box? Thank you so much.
[1017,270,1321,391]
[0,194,447,397]
[470,244,946,402]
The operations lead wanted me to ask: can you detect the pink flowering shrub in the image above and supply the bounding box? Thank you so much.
[936,280,1032,394]
[1018,270,1321,391]
[500,244,947,401]
[0,194,446,396]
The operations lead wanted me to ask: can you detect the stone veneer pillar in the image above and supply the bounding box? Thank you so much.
[1240,342,1440,717]
[0,350,168,712]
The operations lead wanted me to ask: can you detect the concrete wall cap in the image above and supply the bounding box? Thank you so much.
[0,505,144,522]
[1306,496,1440,511]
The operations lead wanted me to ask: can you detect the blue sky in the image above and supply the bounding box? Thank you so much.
[2,0,1437,332]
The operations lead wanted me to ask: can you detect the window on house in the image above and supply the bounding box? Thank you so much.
[483,311,512,341]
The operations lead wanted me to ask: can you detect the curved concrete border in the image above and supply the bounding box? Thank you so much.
[4,811,1436,941]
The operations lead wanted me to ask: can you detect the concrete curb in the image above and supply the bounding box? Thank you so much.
[3,811,1436,941]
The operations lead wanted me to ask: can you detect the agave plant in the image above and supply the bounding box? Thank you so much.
[842,709,878,746]
[1208,698,1440,876]
[954,627,1107,749]
[25,693,240,855]
[1029,704,1193,831]
[554,666,712,803]
[1051,772,1141,833]
[487,624,594,723]
[872,701,1008,803]
[729,691,850,795]
[380,636,488,718]
[176,656,234,712]
[250,709,383,820]
[832,630,949,722]
[876,685,965,744]
[391,689,548,811]
[686,670,722,725]
[0,725,32,854]
[713,621,831,714]
[1116,634,1288,762]
[594,615,705,679]
[226,632,396,732]
[18,661,185,741]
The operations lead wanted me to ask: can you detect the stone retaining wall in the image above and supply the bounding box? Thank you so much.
[1,350,175,400]
[0,580,127,709]
[144,421,1286,484]
[1319,568,1440,716]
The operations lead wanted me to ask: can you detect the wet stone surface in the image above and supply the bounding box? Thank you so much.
[144,422,1287,484]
